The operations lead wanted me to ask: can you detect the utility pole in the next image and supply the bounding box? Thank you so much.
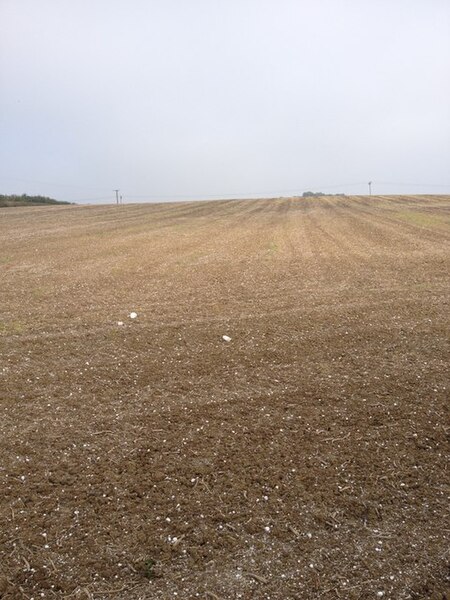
[114,189,119,205]
[368,181,372,196]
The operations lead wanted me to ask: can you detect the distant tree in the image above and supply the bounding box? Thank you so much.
[302,191,325,198]
[0,194,73,207]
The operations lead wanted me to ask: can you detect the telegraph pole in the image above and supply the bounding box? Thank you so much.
[114,189,119,205]
[368,181,372,196]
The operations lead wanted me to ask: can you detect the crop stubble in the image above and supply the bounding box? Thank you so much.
[0,195,449,599]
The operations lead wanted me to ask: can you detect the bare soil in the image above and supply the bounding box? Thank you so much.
[0,195,449,599]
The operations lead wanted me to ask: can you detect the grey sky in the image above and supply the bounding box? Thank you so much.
[1,0,449,203]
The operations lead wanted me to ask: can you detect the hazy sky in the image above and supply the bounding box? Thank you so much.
[1,0,449,203]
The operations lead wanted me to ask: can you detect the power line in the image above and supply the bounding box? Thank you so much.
[0,176,112,192]
[124,182,368,200]
[376,181,450,188]
[63,196,114,202]
[4,179,450,204]
[115,182,450,201]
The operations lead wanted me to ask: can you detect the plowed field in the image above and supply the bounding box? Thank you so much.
[1,195,449,599]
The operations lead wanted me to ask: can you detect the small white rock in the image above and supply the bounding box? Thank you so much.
[222,335,232,342]
[117,321,124,326]
[129,312,138,319]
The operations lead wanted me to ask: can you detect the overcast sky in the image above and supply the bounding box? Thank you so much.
[1,0,449,203]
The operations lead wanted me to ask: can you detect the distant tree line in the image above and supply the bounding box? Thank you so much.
[302,191,346,198]
[302,191,325,197]
[0,194,73,207]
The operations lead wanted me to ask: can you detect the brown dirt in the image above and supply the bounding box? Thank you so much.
[0,195,449,600]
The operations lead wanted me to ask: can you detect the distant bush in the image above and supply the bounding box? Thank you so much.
[0,194,72,207]
[301,192,346,198]
[302,191,325,197]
